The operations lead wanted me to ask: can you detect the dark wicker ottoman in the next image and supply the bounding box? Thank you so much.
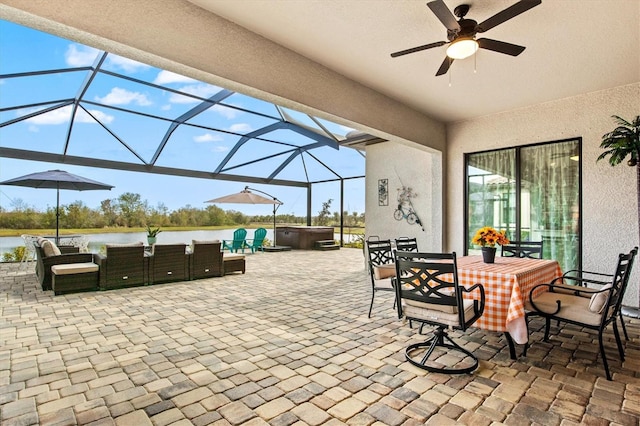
[51,262,99,295]
[223,253,246,275]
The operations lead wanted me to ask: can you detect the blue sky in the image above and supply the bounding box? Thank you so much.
[0,20,365,217]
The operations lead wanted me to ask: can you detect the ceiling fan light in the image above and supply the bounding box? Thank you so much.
[446,39,479,59]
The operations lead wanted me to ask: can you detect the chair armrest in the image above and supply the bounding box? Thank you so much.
[58,246,80,254]
[43,252,94,268]
[460,283,485,316]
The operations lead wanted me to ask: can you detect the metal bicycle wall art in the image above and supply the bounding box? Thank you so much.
[394,185,424,231]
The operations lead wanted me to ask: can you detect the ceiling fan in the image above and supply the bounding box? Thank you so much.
[391,0,541,76]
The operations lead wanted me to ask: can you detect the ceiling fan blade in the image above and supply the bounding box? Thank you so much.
[390,41,447,58]
[477,0,541,33]
[427,0,460,31]
[435,57,454,76]
[477,38,526,56]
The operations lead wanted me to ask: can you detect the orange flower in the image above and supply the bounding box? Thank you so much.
[472,227,510,247]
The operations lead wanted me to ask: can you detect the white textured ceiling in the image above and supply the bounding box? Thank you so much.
[189,0,640,123]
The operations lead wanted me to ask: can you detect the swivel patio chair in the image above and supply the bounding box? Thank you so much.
[150,243,189,285]
[395,237,418,252]
[189,240,223,279]
[34,238,93,291]
[524,247,637,380]
[501,240,543,258]
[394,250,485,374]
[246,227,267,253]
[222,228,248,253]
[365,238,395,318]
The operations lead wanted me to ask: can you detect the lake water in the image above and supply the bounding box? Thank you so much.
[0,229,266,259]
[0,228,354,259]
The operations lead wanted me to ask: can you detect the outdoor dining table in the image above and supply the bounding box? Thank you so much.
[456,255,563,358]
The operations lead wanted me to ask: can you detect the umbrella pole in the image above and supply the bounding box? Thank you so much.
[273,205,277,247]
[56,184,60,245]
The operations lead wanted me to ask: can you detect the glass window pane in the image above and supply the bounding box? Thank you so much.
[467,149,516,255]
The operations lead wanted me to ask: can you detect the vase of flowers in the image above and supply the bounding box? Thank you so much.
[472,226,509,263]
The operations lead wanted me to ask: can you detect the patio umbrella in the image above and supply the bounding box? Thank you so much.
[0,169,114,243]
[206,186,283,246]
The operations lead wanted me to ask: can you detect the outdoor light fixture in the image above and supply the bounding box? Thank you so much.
[446,38,479,60]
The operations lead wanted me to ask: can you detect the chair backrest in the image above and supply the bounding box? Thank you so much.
[602,247,638,322]
[251,228,267,247]
[366,239,393,267]
[501,241,543,259]
[393,251,463,325]
[232,228,247,249]
[191,241,223,278]
[395,237,418,252]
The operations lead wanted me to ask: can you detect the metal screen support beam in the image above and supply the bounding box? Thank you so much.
[340,178,344,247]
[307,183,312,226]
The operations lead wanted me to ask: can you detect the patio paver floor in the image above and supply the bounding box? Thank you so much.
[1,248,639,425]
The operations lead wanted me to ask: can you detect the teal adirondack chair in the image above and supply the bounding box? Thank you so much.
[223,228,247,253]
[246,227,267,253]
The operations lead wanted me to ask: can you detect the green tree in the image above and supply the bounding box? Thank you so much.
[117,192,147,227]
[317,199,333,226]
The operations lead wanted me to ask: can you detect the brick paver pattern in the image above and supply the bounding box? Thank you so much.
[1,248,639,425]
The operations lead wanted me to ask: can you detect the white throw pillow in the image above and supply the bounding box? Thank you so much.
[41,239,61,257]
[588,283,612,313]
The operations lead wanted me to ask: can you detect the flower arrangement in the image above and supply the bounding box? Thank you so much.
[472,226,509,247]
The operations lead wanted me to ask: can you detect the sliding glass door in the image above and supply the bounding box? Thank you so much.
[466,139,581,272]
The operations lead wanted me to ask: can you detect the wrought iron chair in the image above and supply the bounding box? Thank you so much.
[394,251,485,374]
[222,228,248,253]
[246,227,267,253]
[524,247,637,380]
[189,240,223,279]
[365,238,395,318]
[501,240,543,258]
[395,237,418,252]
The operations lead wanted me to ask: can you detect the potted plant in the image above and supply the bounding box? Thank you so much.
[472,226,510,263]
[598,114,640,316]
[146,225,162,245]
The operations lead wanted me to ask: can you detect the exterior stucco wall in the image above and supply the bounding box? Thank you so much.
[366,141,443,252]
[446,83,640,307]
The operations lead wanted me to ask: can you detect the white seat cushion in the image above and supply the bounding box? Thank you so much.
[224,253,245,261]
[525,292,603,326]
[373,263,395,280]
[51,262,99,275]
[403,298,474,327]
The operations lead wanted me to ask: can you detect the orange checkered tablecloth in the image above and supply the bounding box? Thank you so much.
[457,256,563,344]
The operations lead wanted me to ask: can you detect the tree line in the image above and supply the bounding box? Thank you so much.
[0,193,364,230]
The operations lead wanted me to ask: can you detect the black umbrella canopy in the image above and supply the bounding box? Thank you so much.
[0,169,114,242]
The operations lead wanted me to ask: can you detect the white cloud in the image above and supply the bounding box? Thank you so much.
[168,84,223,104]
[28,125,39,133]
[65,44,100,66]
[107,54,151,73]
[212,146,229,153]
[77,108,115,124]
[194,133,223,143]
[21,105,114,125]
[161,104,172,111]
[95,87,152,106]
[228,123,253,133]
[153,70,197,85]
[211,104,239,119]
